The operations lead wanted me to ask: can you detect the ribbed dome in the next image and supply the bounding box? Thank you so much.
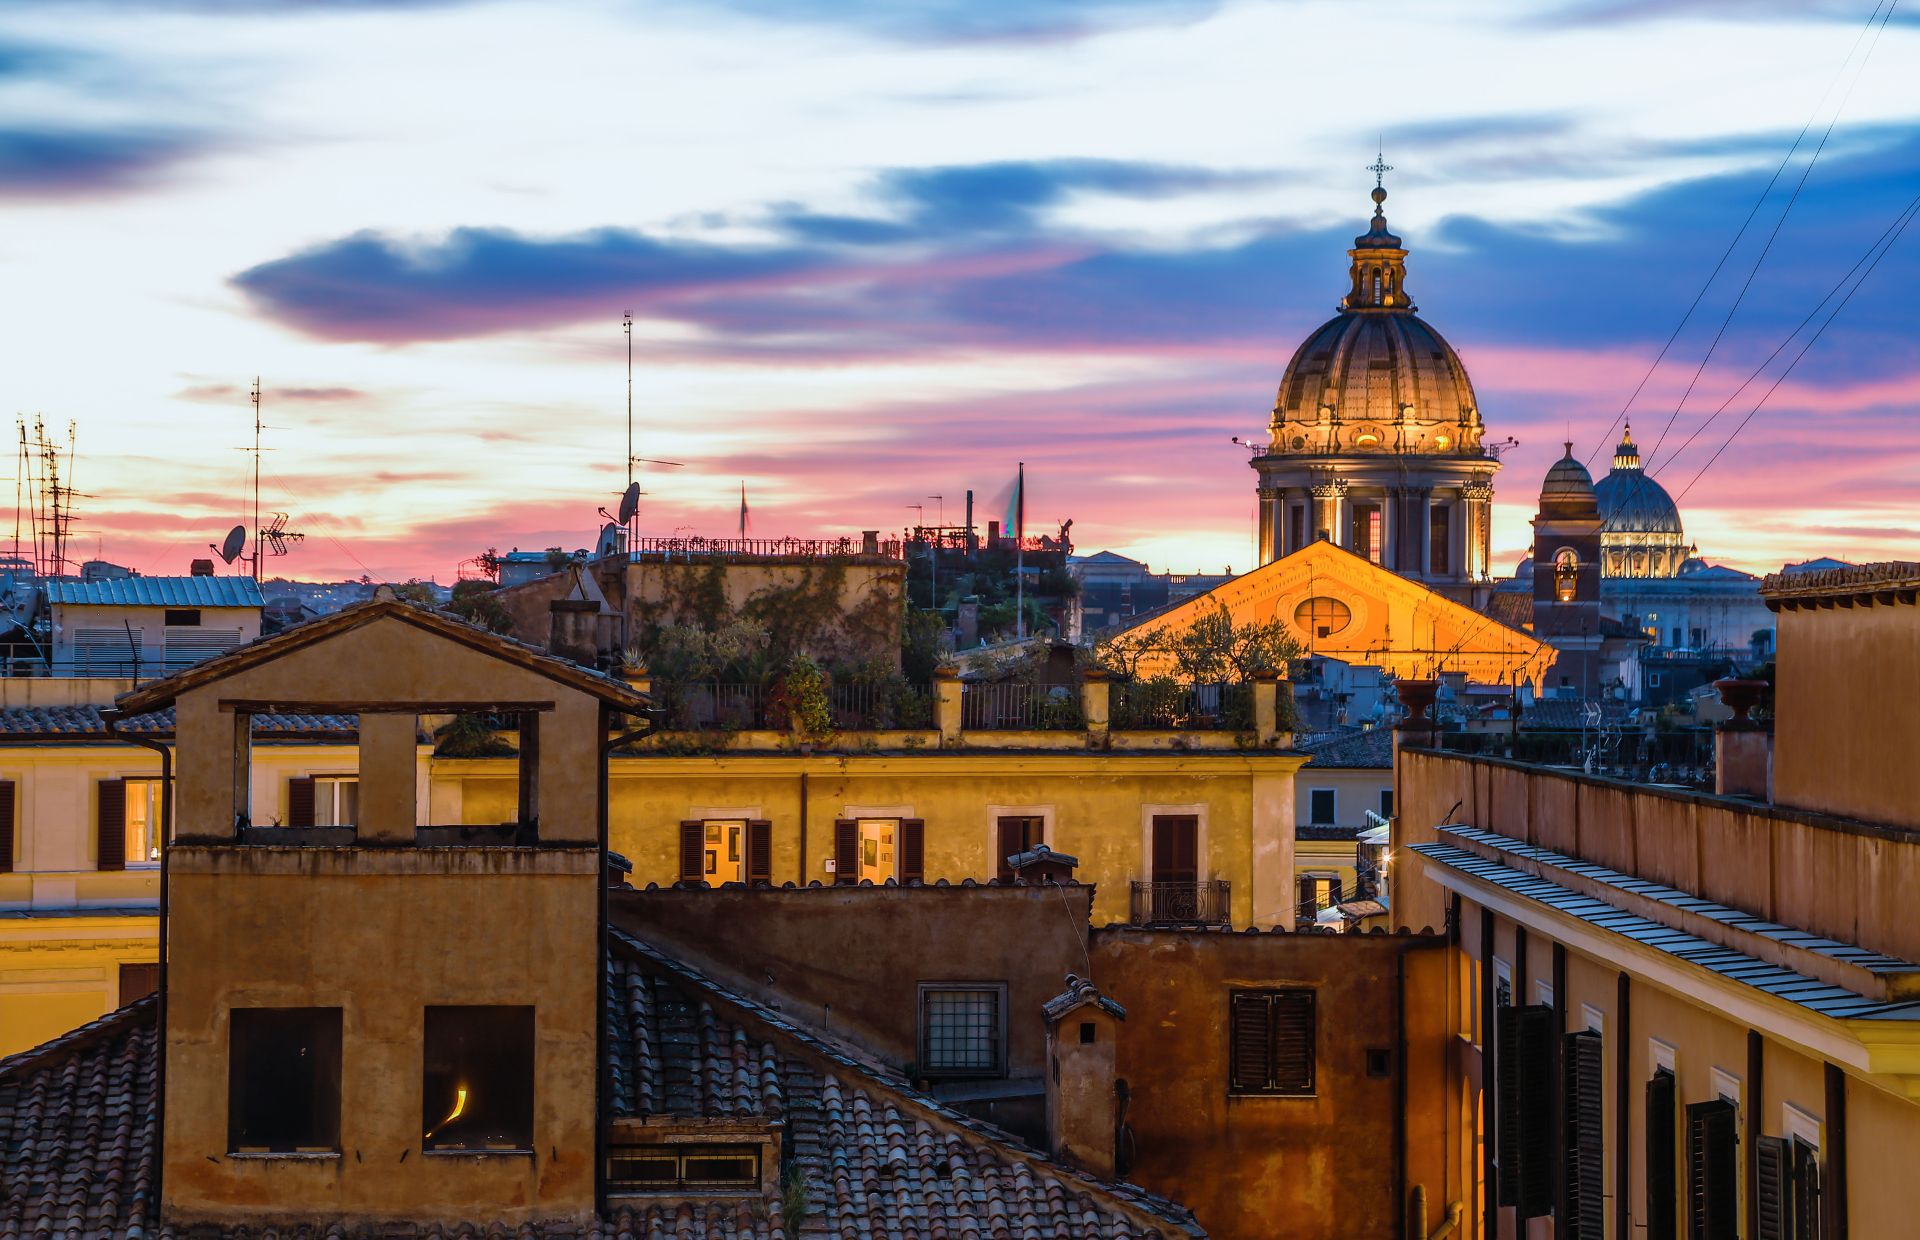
[1272,311,1480,447]
[1595,426,1683,535]
[1539,446,1598,518]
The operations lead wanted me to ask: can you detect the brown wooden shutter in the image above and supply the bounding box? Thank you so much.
[1515,1004,1557,1219]
[287,777,316,828]
[1494,1003,1523,1206]
[996,817,1025,881]
[1757,1136,1789,1240]
[1791,1140,1819,1240]
[899,818,924,884]
[1228,992,1271,1093]
[747,819,772,885]
[1562,1029,1605,1239]
[0,779,14,873]
[96,778,126,871]
[1646,1069,1678,1240]
[1270,989,1315,1094]
[678,820,704,885]
[118,962,159,1005]
[1686,1099,1739,1240]
[833,819,857,884]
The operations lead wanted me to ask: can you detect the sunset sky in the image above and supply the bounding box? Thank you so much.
[2,0,1917,583]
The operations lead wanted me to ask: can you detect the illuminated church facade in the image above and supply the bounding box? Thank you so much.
[1249,181,1500,607]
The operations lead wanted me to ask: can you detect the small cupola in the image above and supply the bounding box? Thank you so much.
[1342,163,1414,312]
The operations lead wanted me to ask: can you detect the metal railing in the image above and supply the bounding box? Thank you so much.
[1110,682,1248,730]
[629,535,904,561]
[1128,879,1231,928]
[961,681,1084,731]
[830,682,933,730]
[658,682,771,730]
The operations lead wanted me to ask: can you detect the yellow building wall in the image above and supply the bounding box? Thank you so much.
[162,846,600,1225]
[0,913,158,1056]
[434,752,1304,928]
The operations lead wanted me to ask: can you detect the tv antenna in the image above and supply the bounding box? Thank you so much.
[17,416,85,578]
[237,380,304,578]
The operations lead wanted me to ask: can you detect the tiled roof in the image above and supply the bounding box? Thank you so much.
[0,943,1195,1240]
[49,577,265,609]
[1519,698,1633,731]
[1296,727,1392,769]
[0,705,357,739]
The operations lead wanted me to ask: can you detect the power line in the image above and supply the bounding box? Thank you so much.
[1670,189,1920,505]
[1584,0,1897,470]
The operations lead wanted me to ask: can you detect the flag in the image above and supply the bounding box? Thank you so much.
[739,482,750,537]
[1002,463,1023,540]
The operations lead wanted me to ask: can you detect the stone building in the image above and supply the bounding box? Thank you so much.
[1249,180,1500,604]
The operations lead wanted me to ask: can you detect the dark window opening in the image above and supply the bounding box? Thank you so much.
[1686,1097,1738,1240]
[607,1144,761,1193]
[1646,1069,1678,1240]
[1229,989,1315,1095]
[919,984,1005,1078]
[119,962,159,1005]
[228,1007,342,1154]
[995,815,1045,881]
[1365,1047,1391,1078]
[1309,789,1336,826]
[422,1005,535,1152]
[1379,789,1394,819]
[1429,504,1452,575]
[1563,1029,1605,1239]
[1493,1003,1556,1216]
[164,609,201,627]
[1079,1021,1097,1045]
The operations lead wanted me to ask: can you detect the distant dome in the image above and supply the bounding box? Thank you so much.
[1539,446,1598,517]
[1593,425,1683,536]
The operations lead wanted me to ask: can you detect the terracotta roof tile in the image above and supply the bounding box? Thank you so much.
[0,705,358,739]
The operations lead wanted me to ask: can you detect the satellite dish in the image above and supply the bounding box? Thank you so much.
[217,525,246,564]
[595,522,622,561]
[616,482,641,525]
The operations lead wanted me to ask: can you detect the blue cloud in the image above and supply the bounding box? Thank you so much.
[1537,0,1920,25]
[0,126,206,196]
[232,227,825,342]
[687,0,1219,43]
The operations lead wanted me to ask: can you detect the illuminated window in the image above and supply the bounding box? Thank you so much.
[1553,549,1579,603]
[422,1006,535,1152]
[315,776,357,827]
[124,777,167,866]
[228,1007,342,1154]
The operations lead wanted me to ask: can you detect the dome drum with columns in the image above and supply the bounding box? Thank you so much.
[1251,178,1498,605]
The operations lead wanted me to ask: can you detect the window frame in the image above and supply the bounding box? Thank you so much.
[1308,787,1337,827]
[227,1006,343,1156]
[605,1142,765,1195]
[421,1004,537,1155]
[311,774,358,827]
[916,981,1008,1080]
[1227,987,1317,1097]
[123,776,167,868]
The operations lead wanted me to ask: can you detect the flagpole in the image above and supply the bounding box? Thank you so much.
[1015,461,1025,640]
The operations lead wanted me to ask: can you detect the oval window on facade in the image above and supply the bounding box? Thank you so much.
[1293,596,1353,639]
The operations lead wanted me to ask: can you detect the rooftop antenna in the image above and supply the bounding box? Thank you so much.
[239,380,302,579]
[213,524,246,566]
[623,313,633,492]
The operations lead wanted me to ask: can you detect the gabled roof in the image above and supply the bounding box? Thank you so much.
[0,705,357,740]
[1297,726,1392,769]
[114,593,647,715]
[1041,974,1127,1024]
[50,576,265,609]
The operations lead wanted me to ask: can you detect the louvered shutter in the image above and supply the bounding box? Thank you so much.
[1757,1136,1789,1240]
[1647,1070,1679,1240]
[1270,989,1315,1094]
[899,818,925,884]
[747,819,772,885]
[1495,1002,1523,1206]
[678,820,704,885]
[1229,992,1271,1093]
[287,777,316,828]
[1791,1140,1819,1240]
[1562,1029,1606,1239]
[96,778,126,871]
[1686,1099,1739,1240]
[0,780,14,873]
[1515,1004,1558,1219]
[996,817,1025,881]
[833,819,857,884]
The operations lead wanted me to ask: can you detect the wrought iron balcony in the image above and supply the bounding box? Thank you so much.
[1128,879,1231,928]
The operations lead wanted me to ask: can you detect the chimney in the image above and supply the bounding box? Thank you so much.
[1712,678,1772,800]
[190,559,215,577]
[988,519,1001,548]
[1042,974,1126,1178]
[862,530,880,555]
[549,596,600,667]
[1007,843,1079,885]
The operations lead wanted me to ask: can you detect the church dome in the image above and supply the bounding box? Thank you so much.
[1539,446,1599,518]
[1593,425,1683,536]
[1268,185,1484,455]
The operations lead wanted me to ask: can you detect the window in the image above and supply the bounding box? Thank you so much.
[119,962,159,1005]
[680,819,773,886]
[124,777,166,866]
[1757,1134,1822,1240]
[918,984,1006,1078]
[832,817,925,885]
[995,815,1044,880]
[163,608,201,627]
[1563,1030,1605,1239]
[1228,989,1315,1095]
[1553,548,1579,603]
[228,1007,342,1154]
[422,1005,535,1152]
[1379,789,1394,819]
[1296,873,1340,923]
[1287,505,1306,555]
[1351,504,1383,563]
[607,1143,762,1194]
[1292,596,1351,639]
[1493,1003,1556,1216]
[1646,1069,1678,1240]
[315,776,357,826]
[1686,1098,1739,1240]
[1429,504,1452,575]
[1309,788,1336,826]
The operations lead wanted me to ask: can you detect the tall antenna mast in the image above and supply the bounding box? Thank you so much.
[624,313,634,490]
[251,378,263,579]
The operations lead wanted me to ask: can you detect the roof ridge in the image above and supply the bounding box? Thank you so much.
[0,993,156,1081]
[605,927,1202,1236]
